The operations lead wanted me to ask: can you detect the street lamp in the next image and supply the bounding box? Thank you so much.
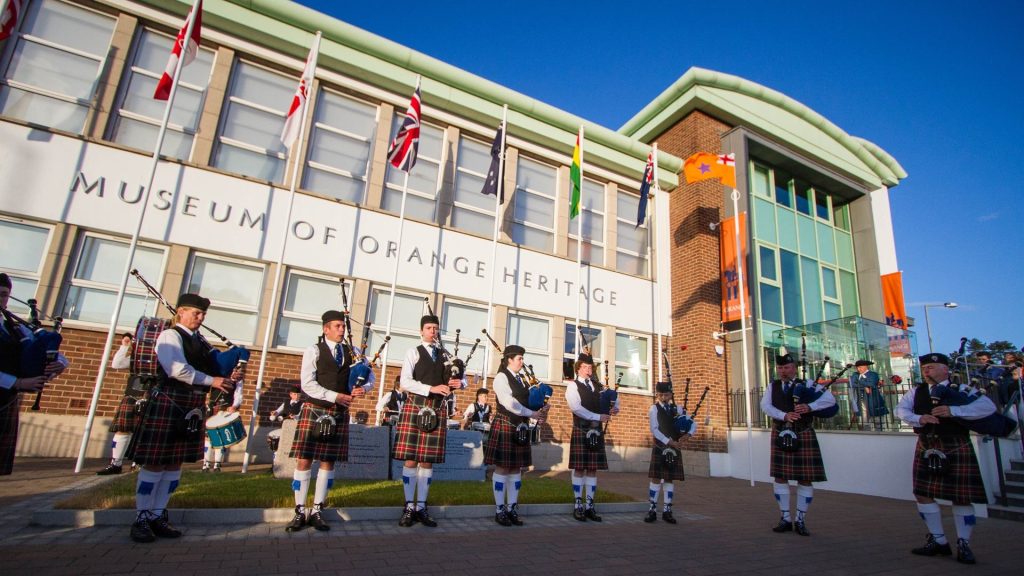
[923,302,958,352]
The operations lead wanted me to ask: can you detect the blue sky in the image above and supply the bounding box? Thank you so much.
[303,0,1023,355]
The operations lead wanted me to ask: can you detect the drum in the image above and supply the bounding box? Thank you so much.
[447,419,462,430]
[385,413,399,427]
[206,411,247,448]
[266,428,282,453]
[131,317,169,376]
[470,421,491,433]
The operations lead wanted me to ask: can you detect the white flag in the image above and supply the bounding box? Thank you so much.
[281,34,321,148]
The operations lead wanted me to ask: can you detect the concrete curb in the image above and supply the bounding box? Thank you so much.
[33,502,650,527]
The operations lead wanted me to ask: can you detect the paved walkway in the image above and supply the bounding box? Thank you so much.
[1,458,1021,575]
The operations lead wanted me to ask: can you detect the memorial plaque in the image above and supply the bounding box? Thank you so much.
[390,429,486,481]
[335,424,390,479]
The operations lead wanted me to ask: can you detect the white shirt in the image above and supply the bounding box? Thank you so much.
[155,325,212,387]
[300,338,375,404]
[111,344,131,370]
[565,378,618,422]
[375,390,404,412]
[400,341,467,397]
[759,380,836,422]
[492,371,536,417]
[649,403,677,445]
[463,401,491,420]
[894,380,996,427]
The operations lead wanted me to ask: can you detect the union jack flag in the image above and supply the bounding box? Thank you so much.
[636,151,654,228]
[387,81,421,172]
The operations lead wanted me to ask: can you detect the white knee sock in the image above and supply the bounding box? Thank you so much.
[648,481,661,509]
[111,433,131,465]
[202,439,211,466]
[917,502,947,544]
[952,505,975,542]
[135,469,161,514]
[214,447,225,464]
[292,469,312,510]
[796,485,813,522]
[313,467,334,506]
[584,475,597,508]
[571,471,584,506]
[402,466,417,506]
[416,468,433,510]
[507,473,522,507]
[152,469,181,515]
[492,473,507,511]
[664,481,674,510]
[773,483,791,521]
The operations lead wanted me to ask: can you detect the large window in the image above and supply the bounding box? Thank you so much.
[440,301,487,378]
[510,157,556,252]
[367,289,427,366]
[0,219,52,315]
[109,28,214,160]
[563,323,602,381]
[450,135,496,237]
[615,332,649,390]
[303,89,377,203]
[381,120,444,221]
[567,178,605,265]
[615,190,649,276]
[212,61,292,183]
[61,234,166,328]
[186,254,265,344]
[507,313,549,380]
[0,0,116,133]
[276,272,345,349]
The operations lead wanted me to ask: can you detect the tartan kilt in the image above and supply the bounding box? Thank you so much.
[288,403,350,463]
[110,395,141,433]
[484,413,532,469]
[392,394,448,464]
[132,384,207,466]
[912,434,987,505]
[0,395,20,476]
[569,420,608,472]
[648,446,685,481]
[769,426,827,482]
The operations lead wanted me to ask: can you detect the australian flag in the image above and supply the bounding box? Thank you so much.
[480,123,505,202]
[386,83,421,172]
[636,151,654,228]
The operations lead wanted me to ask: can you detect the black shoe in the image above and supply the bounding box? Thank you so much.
[130,513,156,543]
[794,520,810,536]
[772,519,793,533]
[398,504,417,527]
[148,510,182,538]
[573,498,586,522]
[585,507,602,522]
[956,539,976,564]
[662,510,677,524]
[201,464,210,473]
[507,503,524,526]
[417,505,438,528]
[97,463,123,476]
[285,506,307,532]
[911,534,952,557]
[212,464,222,473]
[644,508,657,523]
[308,504,330,531]
[495,505,512,527]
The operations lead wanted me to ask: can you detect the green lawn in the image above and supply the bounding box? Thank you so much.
[56,470,632,509]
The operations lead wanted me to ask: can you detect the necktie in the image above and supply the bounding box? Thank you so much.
[430,345,438,362]
[783,381,792,395]
[334,343,343,367]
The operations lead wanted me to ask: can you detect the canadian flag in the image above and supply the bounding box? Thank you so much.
[280,33,321,148]
[0,0,24,42]
[153,0,202,101]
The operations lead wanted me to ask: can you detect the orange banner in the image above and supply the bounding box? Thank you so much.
[881,272,911,356]
[719,213,750,323]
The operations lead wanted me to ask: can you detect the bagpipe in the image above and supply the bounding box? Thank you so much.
[413,299,479,433]
[482,328,548,445]
[675,383,710,438]
[793,356,843,419]
[925,382,1017,438]
[1,296,63,411]
[341,282,376,394]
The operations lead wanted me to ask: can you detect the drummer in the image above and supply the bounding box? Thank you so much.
[484,345,549,526]
[462,388,491,430]
[375,375,405,426]
[285,310,374,533]
[202,372,244,472]
[270,384,303,422]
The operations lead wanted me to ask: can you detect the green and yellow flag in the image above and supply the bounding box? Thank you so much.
[569,129,582,219]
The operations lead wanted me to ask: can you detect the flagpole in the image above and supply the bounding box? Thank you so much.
[74,0,202,474]
[483,105,508,383]
[574,125,584,358]
[732,188,755,487]
[376,75,421,424]
[241,32,321,474]
[651,144,663,384]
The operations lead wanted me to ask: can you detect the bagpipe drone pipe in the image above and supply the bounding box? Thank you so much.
[927,382,1017,437]
[1,298,63,410]
[674,384,710,436]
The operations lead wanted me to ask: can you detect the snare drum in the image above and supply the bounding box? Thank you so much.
[470,421,491,433]
[266,428,282,453]
[447,418,462,430]
[206,411,247,448]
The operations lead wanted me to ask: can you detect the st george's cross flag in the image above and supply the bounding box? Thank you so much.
[0,0,24,42]
[153,0,202,100]
[280,34,320,148]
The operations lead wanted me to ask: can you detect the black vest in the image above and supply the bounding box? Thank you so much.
[284,399,303,417]
[770,379,814,428]
[158,326,215,389]
[496,368,529,423]
[573,378,602,426]
[912,384,969,437]
[386,390,406,412]
[412,345,446,386]
[471,402,491,423]
[0,319,23,405]
[655,402,681,445]
[307,340,352,409]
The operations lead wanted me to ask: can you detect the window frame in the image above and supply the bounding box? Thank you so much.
[567,177,607,266]
[614,188,651,277]
[506,310,551,381]
[450,133,498,236]
[184,252,267,346]
[0,216,55,315]
[510,156,558,253]
[301,85,380,204]
[613,330,651,392]
[381,117,446,222]
[367,286,430,366]
[274,269,349,351]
